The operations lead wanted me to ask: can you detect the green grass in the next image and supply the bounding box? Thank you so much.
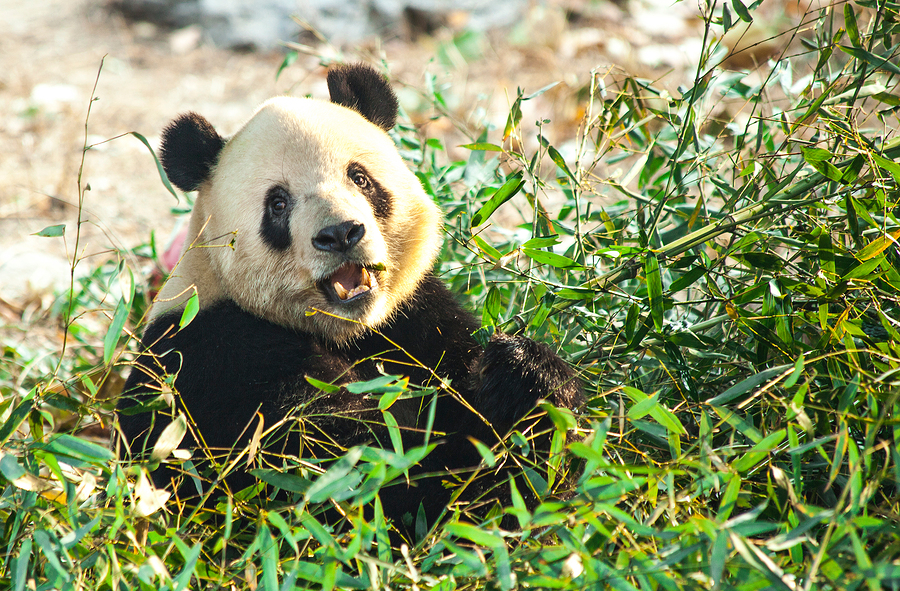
[3,1,900,589]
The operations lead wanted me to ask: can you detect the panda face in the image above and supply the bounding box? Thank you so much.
[154,72,442,344]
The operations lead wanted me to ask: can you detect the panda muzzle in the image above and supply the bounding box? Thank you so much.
[328,263,377,302]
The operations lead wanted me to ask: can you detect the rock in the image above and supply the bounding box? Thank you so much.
[169,24,203,54]
[113,0,529,49]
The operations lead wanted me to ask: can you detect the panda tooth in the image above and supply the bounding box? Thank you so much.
[334,282,350,300]
[360,267,370,286]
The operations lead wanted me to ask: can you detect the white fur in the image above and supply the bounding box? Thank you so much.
[152,97,442,343]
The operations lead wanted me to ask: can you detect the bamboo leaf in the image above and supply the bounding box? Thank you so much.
[460,142,504,152]
[472,234,502,260]
[733,429,786,472]
[731,0,752,22]
[104,292,133,366]
[801,146,842,181]
[524,81,560,100]
[722,3,733,33]
[856,229,900,261]
[521,235,559,249]
[841,255,885,281]
[305,447,364,504]
[305,376,341,393]
[33,224,65,238]
[131,131,179,199]
[13,538,31,591]
[503,92,523,140]
[471,174,525,226]
[839,45,900,76]
[845,4,860,47]
[645,252,664,330]
[482,285,501,326]
[179,292,200,329]
[275,50,298,80]
[784,354,805,388]
[872,152,900,183]
[538,135,577,183]
[522,247,583,269]
[150,414,187,463]
[346,375,407,394]
[668,265,706,293]
[173,542,203,591]
[382,411,403,455]
[470,438,497,467]
[624,387,686,435]
[445,522,504,548]
[249,469,311,493]
[708,365,791,406]
[0,398,34,446]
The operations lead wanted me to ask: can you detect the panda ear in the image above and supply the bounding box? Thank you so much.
[327,63,399,131]
[159,113,225,192]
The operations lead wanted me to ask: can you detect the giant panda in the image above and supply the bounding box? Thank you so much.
[117,63,582,537]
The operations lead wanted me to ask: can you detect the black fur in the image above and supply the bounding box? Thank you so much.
[260,185,294,251]
[349,163,393,219]
[118,274,582,537]
[327,64,399,131]
[159,113,225,192]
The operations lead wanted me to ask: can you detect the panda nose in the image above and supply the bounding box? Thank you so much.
[312,221,365,253]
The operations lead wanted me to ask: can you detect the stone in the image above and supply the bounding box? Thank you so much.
[113,0,529,49]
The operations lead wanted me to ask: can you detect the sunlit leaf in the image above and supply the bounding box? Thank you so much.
[346,375,407,394]
[150,414,187,463]
[460,142,504,152]
[33,224,65,238]
[305,447,364,504]
[856,229,900,261]
[521,235,559,249]
[179,292,200,329]
[275,50,298,80]
[471,173,525,226]
[470,438,496,467]
[445,522,504,548]
[305,376,341,393]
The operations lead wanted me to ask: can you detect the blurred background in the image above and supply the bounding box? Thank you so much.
[0,0,800,316]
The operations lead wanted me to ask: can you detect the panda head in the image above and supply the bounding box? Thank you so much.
[153,63,442,343]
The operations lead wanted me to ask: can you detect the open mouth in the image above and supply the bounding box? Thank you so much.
[320,263,379,304]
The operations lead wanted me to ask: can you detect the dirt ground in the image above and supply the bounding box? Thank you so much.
[1,1,286,310]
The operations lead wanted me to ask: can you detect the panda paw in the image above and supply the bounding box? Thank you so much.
[470,332,582,435]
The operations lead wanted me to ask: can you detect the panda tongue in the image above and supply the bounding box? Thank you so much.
[332,264,371,301]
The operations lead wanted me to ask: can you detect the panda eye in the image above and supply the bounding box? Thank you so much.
[270,196,287,215]
[351,170,370,190]
[266,187,291,217]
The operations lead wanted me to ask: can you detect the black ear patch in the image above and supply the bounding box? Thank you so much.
[327,63,399,131]
[159,113,225,192]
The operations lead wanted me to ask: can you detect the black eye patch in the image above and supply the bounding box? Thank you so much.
[348,163,392,219]
[260,185,294,251]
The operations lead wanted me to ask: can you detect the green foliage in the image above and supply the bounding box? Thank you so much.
[3,2,900,589]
